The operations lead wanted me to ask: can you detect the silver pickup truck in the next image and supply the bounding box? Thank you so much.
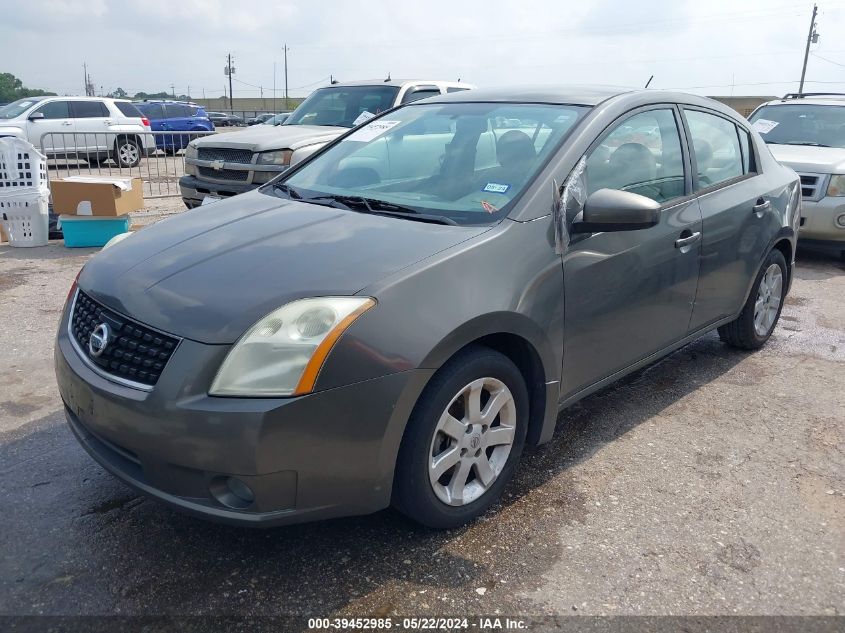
[179,79,473,208]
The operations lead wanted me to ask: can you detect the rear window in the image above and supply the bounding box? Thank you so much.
[115,102,143,118]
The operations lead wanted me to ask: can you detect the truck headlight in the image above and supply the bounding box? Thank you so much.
[210,297,375,397]
[256,150,292,166]
[185,143,198,159]
[827,175,845,197]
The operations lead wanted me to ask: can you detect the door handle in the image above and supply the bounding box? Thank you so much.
[61,121,72,126]
[104,120,113,125]
[753,198,771,216]
[675,231,701,250]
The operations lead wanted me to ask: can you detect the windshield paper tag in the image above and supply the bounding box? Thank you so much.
[348,119,401,142]
[352,111,376,126]
[482,182,510,194]
[751,119,779,134]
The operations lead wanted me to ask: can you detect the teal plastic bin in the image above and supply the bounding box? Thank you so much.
[60,215,131,248]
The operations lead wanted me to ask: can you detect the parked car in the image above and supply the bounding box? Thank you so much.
[0,96,154,167]
[57,87,799,529]
[179,79,474,207]
[207,112,244,127]
[748,93,845,258]
[247,113,275,125]
[263,112,290,125]
[133,100,214,154]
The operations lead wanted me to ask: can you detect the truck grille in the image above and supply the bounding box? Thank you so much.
[70,291,180,388]
[198,167,249,181]
[197,147,254,163]
[798,173,827,201]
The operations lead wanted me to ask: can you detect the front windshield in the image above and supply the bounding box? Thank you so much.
[265,113,289,125]
[749,104,845,149]
[0,98,41,119]
[278,102,588,225]
[285,85,401,128]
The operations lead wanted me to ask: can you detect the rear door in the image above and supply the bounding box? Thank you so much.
[70,100,111,152]
[26,100,74,155]
[561,106,702,397]
[681,107,777,330]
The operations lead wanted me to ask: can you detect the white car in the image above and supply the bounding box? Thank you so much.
[749,93,845,258]
[0,96,154,168]
[180,79,474,207]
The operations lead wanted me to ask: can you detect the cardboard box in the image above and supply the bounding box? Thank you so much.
[50,176,144,217]
[0,223,8,243]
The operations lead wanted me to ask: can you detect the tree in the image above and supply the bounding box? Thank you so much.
[109,87,128,99]
[0,72,55,102]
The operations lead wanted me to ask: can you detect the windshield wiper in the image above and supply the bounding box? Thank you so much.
[310,195,459,225]
[772,141,831,147]
[272,183,303,199]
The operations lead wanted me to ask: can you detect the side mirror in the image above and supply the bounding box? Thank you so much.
[571,188,661,233]
[28,112,45,121]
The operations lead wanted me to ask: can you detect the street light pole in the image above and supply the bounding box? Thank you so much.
[799,4,818,95]
[283,44,289,110]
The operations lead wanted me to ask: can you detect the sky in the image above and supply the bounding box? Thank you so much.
[1,0,844,101]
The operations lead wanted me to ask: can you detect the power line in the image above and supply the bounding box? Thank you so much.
[811,52,845,68]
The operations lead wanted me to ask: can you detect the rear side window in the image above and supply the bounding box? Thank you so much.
[34,101,70,119]
[447,87,469,93]
[115,102,143,118]
[684,110,743,190]
[164,104,189,118]
[71,101,109,118]
[585,108,686,204]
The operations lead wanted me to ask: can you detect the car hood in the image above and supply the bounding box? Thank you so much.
[767,144,845,174]
[192,124,347,152]
[79,190,488,344]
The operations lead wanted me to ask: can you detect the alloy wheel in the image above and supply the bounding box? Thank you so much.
[428,377,517,506]
[118,143,139,166]
[754,263,783,337]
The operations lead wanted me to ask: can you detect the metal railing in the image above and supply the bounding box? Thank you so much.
[39,130,215,199]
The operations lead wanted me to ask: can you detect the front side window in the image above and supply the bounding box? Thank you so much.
[684,110,743,190]
[135,103,164,119]
[71,101,108,118]
[34,100,70,119]
[585,109,685,203]
[285,86,401,128]
[278,102,588,225]
[164,104,189,118]
[749,103,845,149]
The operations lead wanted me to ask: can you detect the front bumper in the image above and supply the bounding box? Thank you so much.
[179,175,257,208]
[798,196,845,244]
[55,304,433,527]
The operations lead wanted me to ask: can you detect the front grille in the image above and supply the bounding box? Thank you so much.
[798,172,826,201]
[197,147,253,163]
[70,291,180,388]
[198,166,250,181]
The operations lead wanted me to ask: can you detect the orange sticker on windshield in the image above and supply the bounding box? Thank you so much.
[481,200,498,213]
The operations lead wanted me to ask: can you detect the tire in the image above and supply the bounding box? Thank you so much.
[392,346,529,529]
[718,249,788,350]
[114,137,141,168]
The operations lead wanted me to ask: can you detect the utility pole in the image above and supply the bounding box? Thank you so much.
[187,85,191,100]
[225,53,235,110]
[283,44,289,110]
[273,62,277,113]
[799,3,819,95]
[83,62,87,96]
[171,83,176,99]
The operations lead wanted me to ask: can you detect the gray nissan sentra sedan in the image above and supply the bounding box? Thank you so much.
[55,87,800,528]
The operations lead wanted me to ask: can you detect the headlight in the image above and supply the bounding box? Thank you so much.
[210,297,375,397]
[827,175,845,197]
[256,150,292,166]
[185,143,198,159]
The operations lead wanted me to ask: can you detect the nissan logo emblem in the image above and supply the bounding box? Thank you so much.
[88,323,111,357]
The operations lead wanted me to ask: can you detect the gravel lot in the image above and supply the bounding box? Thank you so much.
[0,207,842,619]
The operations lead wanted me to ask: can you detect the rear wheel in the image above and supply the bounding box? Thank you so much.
[114,137,141,168]
[393,346,528,528]
[718,249,787,349]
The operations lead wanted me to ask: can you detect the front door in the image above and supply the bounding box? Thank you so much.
[561,107,702,398]
[26,100,75,155]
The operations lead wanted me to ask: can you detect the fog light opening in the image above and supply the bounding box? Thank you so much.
[210,476,255,510]
[835,213,845,229]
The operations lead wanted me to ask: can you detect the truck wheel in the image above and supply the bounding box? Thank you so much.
[718,249,787,350]
[392,346,528,529]
[114,137,141,168]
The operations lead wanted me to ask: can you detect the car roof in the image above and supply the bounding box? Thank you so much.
[759,94,845,107]
[326,79,474,89]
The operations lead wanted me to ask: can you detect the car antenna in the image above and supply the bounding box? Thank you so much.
[384,72,391,82]
[644,75,654,89]
[330,75,339,85]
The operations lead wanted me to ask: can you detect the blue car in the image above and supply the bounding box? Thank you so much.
[133,101,214,154]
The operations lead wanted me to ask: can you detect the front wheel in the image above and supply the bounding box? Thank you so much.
[114,137,141,168]
[393,346,528,528]
[718,249,788,349]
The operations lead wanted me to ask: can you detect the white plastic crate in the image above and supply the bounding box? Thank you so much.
[0,190,49,247]
[0,137,48,192]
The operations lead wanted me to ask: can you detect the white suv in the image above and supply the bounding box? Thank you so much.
[749,93,845,258]
[0,96,154,168]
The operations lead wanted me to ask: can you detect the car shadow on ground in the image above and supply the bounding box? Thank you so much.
[2,330,752,615]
